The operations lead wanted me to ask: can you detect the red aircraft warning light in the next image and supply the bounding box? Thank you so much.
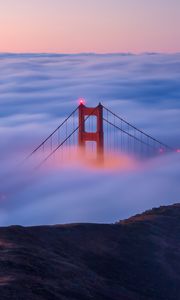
[79,98,85,105]
[176,149,180,153]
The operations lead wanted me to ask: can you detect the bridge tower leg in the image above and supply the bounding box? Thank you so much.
[78,103,104,163]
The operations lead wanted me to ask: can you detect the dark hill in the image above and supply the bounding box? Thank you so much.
[0,204,180,300]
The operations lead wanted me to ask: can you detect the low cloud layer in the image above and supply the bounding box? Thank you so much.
[0,53,180,225]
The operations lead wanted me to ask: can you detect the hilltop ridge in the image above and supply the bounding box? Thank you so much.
[0,203,180,300]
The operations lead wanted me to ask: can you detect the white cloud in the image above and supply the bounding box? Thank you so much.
[0,53,180,225]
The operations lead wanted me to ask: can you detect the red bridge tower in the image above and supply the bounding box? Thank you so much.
[78,102,104,162]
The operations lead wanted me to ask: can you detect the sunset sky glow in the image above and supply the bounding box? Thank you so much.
[0,0,180,53]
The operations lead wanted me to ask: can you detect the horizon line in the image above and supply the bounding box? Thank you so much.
[0,51,180,56]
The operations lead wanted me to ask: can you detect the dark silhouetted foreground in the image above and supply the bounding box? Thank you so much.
[0,204,180,300]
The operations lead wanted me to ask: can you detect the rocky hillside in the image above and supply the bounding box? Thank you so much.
[0,204,180,300]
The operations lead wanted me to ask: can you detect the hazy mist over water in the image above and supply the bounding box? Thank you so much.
[0,53,180,226]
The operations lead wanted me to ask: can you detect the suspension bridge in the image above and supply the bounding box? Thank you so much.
[25,100,175,169]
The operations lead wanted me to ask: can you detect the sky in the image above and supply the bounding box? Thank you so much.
[0,53,180,225]
[0,0,180,53]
